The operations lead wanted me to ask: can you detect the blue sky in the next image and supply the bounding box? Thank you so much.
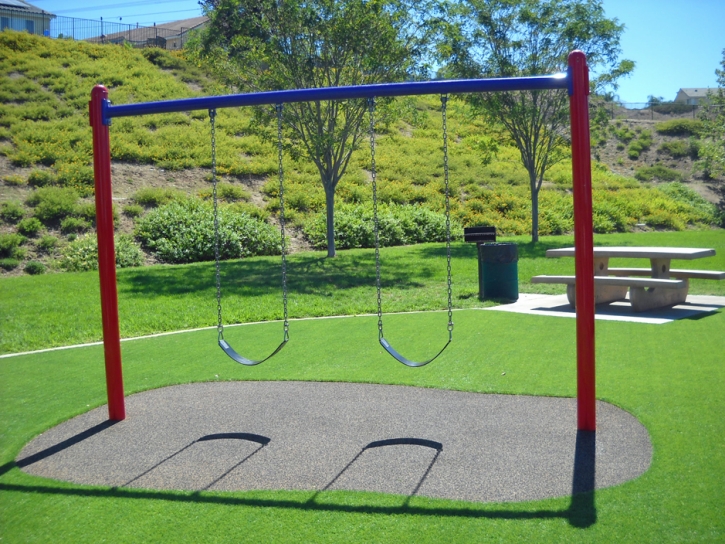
[29,0,724,104]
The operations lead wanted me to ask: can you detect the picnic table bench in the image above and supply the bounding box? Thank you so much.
[531,247,724,312]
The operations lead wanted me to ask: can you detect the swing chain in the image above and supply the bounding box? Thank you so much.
[210,108,224,341]
[441,95,454,336]
[368,97,384,339]
[276,104,289,341]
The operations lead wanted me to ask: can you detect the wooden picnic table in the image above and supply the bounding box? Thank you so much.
[532,246,723,311]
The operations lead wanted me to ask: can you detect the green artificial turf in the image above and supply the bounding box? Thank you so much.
[1,230,723,355]
[1,230,724,541]
[1,307,724,542]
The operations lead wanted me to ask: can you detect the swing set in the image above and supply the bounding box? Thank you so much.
[89,50,597,430]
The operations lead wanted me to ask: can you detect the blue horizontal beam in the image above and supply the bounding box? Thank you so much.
[103,73,569,124]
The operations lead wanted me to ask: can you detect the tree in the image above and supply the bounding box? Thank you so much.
[438,0,634,241]
[193,0,431,257]
[696,48,725,180]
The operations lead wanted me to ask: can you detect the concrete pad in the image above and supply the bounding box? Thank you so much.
[486,294,725,324]
[17,382,652,504]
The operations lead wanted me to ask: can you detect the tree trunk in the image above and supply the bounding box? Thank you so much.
[324,184,336,258]
[530,172,539,243]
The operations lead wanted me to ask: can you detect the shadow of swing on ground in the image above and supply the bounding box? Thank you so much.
[4,426,597,528]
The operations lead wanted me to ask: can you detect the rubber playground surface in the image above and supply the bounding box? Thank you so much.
[17,381,652,503]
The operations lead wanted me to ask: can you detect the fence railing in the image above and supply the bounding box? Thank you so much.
[593,101,722,121]
[0,11,204,50]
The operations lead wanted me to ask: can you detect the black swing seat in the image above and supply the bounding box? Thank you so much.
[219,338,288,366]
[379,337,451,368]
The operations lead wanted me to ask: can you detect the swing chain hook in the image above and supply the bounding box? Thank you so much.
[276,103,290,342]
[441,95,454,336]
[368,97,384,340]
[210,108,225,341]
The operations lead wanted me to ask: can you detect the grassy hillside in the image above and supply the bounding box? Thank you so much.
[1,30,722,277]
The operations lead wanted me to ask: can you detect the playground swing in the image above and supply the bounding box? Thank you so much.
[210,105,289,366]
[367,95,454,368]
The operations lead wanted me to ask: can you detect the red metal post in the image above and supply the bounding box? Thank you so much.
[567,51,596,431]
[89,85,126,421]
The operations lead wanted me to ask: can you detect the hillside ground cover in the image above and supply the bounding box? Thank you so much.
[0,269,723,542]
[1,31,723,276]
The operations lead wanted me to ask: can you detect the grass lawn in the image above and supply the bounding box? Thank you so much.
[1,230,724,355]
[1,230,724,542]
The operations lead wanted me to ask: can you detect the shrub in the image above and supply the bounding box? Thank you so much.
[634,165,683,182]
[303,203,462,250]
[123,203,144,218]
[56,163,94,189]
[0,200,24,223]
[0,258,20,271]
[27,169,55,187]
[200,182,251,202]
[0,233,25,258]
[133,187,185,207]
[60,234,144,271]
[3,174,25,186]
[657,182,719,225]
[627,130,652,159]
[60,216,90,234]
[25,187,79,224]
[134,198,280,263]
[37,234,59,253]
[613,125,636,143]
[24,261,46,275]
[654,119,703,136]
[17,217,43,237]
[657,140,699,159]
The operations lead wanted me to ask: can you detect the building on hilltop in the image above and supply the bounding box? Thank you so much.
[0,0,54,36]
[675,88,716,106]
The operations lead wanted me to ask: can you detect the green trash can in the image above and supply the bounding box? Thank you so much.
[478,243,518,302]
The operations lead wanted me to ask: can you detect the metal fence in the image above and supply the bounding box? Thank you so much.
[0,11,202,50]
[593,101,722,121]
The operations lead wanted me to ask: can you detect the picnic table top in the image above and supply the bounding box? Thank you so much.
[545,246,716,260]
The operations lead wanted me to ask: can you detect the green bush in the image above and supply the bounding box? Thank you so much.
[0,258,20,271]
[0,200,24,223]
[3,174,25,186]
[0,233,25,258]
[56,163,94,190]
[199,182,251,202]
[303,203,463,250]
[657,182,720,225]
[634,165,683,182]
[133,187,185,207]
[134,198,281,263]
[627,130,652,159]
[37,234,59,253]
[17,217,43,237]
[60,216,90,234]
[613,125,636,143]
[27,169,55,187]
[25,187,79,224]
[24,261,46,275]
[60,234,144,272]
[657,140,699,159]
[654,119,703,136]
[123,203,144,218]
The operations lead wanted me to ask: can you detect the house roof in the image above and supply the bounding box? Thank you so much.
[679,88,716,98]
[0,0,52,15]
[154,16,208,32]
[88,15,208,44]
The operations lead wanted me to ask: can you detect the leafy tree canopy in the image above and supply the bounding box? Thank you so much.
[192,0,436,256]
[437,0,634,241]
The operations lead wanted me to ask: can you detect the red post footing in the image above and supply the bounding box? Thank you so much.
[89,85,125,421]
[568,51,596,431]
